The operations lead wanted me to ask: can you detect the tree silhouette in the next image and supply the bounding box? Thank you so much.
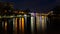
[2,2,14,16]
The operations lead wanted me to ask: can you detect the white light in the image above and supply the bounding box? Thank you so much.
[31,17,34,33]
[30,13,35,17]
[24,14,27,16]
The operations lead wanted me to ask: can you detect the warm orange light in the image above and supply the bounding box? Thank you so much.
[19,11,24,14]
[22,17,24,33]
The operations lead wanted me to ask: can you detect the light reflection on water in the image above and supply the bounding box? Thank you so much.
[1,15,47,34]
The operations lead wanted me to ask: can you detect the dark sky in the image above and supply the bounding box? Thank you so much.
[0,0,60,12]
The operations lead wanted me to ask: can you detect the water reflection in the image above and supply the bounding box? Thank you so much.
[21,17,24,34]
[5,21,7,30]
[13,18,17,34]
[1,14,48,34]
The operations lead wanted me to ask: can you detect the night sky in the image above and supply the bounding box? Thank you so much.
[0,0,60,12]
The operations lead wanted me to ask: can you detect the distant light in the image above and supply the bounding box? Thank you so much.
[22,12,24,13]
[19,15,21,17]
[19,11,24,14]
[10,16,14,17]
[50,11,53,14]
[30,13,35,17]
[24,14,27,16]
[17,15,21,17]
[15,11,18,13]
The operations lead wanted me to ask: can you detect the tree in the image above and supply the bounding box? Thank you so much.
[2,2,14,16]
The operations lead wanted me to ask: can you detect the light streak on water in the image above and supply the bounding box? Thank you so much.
[30,13,35,34]
[13,18,15,31]
[21,17,24,34]
[44,16,47,31]
[42,16,45,31]
[13,18,17,34]
[2,21,4,28]
[40,16,42,31]
[19,18,22,31]
[41,16,47,34]
[24,15,27,33]
[36,16,40,31]
[36,13,40,33]
[24,15,27,28]
[31,17,35,34]
[5,21,7,30]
